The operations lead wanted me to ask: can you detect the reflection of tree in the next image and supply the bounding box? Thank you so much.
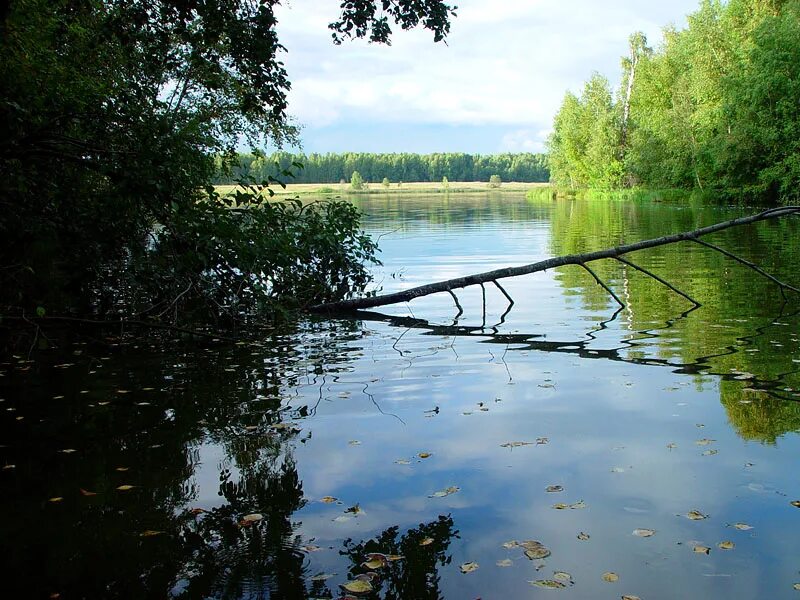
[340,515,458,600]
[721,382,800,444]
[0,320,368,598]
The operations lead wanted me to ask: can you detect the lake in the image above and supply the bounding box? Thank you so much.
[2,193,800,599]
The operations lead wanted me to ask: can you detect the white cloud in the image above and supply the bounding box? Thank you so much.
[274,0,699,148]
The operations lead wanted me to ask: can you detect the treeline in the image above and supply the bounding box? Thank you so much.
[215,152,549,184]
[548,0,800,204]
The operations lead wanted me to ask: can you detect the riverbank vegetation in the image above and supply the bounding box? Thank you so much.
[548,0,800,204]
[0,0,455,331]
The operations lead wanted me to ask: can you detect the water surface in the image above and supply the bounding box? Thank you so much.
[2,194,800,599]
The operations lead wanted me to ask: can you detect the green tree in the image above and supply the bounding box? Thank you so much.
[382,177,391,188]
[0,0,456,325]
[489,174,502,188]
[441,176,450,190]
[351,171,365,190]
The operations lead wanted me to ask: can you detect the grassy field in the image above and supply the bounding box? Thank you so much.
[215,181,549,198]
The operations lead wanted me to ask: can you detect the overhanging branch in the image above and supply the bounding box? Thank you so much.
[311,206,800,314]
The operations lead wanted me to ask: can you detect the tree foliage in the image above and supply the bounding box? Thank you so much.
[548,0,800,204]
[217,151,550,185]
[0,0,455,325]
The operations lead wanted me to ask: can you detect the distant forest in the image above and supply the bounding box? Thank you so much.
[215,152,550,184]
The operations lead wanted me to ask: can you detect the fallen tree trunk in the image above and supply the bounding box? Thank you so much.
[311,206,800,313]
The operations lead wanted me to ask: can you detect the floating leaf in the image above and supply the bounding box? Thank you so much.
[345,504,364,515]
[395,459,411,465]
[718,541,735,550]
[577,532,590,541]
[621,596,642,600]
[116,485,135,491]
[536,437,549,445]
[340,580,372,594]
[320,496,338,504]
[695,439,716,446]
[79,488,97,497]
[793,583,800,591]
[418,452,432,459]
[428,486,460,498]
[553,571,572,583]
[385,554,403,562]
[419,537,434,546]
[610,467,627,473]
[348,440,361,446]
[531,579,565,589]
[189,508,206,515]
[308,573,335,582]
[502,540,518,549]
[693,545,711,554]
[702,450,719,456]
[687,510,708,520]
[140,530,162,537]
[667,443,677,450]
[602,572,619,582]
[791,501,800,508]
[496,559,513,567]
[302,545,321,553]
[520,540,551,560]
[59,449,77,454]
[460,562,479,574]
[633,528,655,537]
[362,557,386,570]
[115,467,129,472]
[553,500,586,510]
[241,513,263,523]
[546,485,564,493]
[500,441,533,448]
[732,523,753,530]
[48,497,63,503]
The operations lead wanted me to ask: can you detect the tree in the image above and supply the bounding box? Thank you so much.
[489,174,502,188]
[441,176,450,190]
[351,171,365,190]
[382,177,391,188]
[0,0,456,327]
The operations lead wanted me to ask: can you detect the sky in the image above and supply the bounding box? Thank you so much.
[273,0,701,154]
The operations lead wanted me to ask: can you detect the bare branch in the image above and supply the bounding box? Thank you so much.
[691,238,799,300]
[615,256,701,307]
[311,207,800,314]
[579,263,625,307]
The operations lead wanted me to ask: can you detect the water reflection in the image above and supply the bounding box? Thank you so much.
[2,194,800,598]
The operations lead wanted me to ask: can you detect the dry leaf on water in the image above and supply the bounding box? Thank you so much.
[320,496,338,504]
[418,452,432,459]
[340,580,372,594]
[602,572,619,582]
[428,486,460,498]
[732,523,753,530]
[633,529,655,537]
[693,545,711,554]
[577,532,590,541]
[718,541,735,550]
[140,530,162,537]
[116,485,135,491]
[419,537,434,546]
[496,559,513,567]
[519,540,551,560]
[460,562,479,574]
[530,580,565,589]
[500,441,533,448]
[546,485,563,493]
[687,510,708,520]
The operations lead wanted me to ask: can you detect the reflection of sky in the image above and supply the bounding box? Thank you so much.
[263,196,800,598]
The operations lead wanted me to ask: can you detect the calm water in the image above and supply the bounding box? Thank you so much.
[2,194,800,599]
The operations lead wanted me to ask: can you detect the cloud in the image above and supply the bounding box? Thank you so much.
[273,0,699,151]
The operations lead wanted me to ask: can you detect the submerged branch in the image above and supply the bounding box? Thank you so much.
[311,206,800,313]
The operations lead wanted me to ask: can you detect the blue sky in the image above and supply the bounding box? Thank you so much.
[274,0,701,154]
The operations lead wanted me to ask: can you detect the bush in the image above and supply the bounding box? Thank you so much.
[489,174,502,188]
